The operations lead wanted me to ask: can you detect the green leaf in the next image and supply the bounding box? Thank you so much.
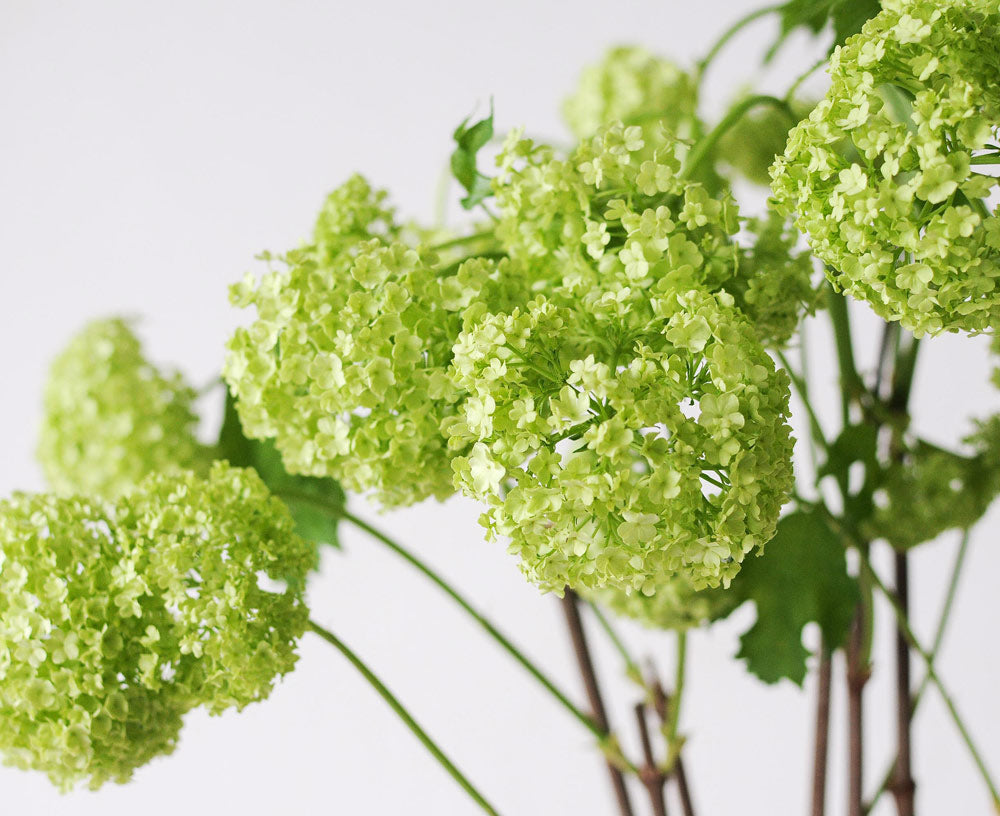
[218,388,345,549]
[817,423,881,521]
[450,102,494,210]
[728,510,859,685]
[817,423,878,481]
[766,0,882,62]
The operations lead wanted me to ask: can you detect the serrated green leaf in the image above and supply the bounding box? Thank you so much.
[817,423,878,481]
[766,0,881,63]
[450,102,494,210]
[218,389,345,549]
[817,423,881,521]
[728,510,859,685]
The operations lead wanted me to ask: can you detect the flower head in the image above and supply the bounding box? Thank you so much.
[771,0,1000,335]
[225,175,504,507]
[0,463,311,790]
[37,319,209,498]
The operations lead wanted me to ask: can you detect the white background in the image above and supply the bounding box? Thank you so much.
[2,2,999,814]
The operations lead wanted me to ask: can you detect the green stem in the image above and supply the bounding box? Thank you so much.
[827,285,863,428]
[667,631,688,765]
[775,347,830,456]
[284,496,610,749]
[681,95,796,181]
[428,229,496,253]
[784,56,827,104]
[860,557,1000,808]
[695,3,784,82]
[307,620,501,816]
[588,601,644,686]
[865,529,972,813]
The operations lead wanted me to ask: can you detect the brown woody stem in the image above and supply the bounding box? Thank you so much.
[811,646,833,816]
[559,590,635,816]
[634,703,668,816]
[889,549,916,816]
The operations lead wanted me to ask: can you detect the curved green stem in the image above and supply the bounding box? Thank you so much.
[279,492,612,751]
[336,509,609,742]
[695,3,784,83]
[860,556,1000,808]
[307,620,501,816]
[827,285,863,428]
[681,95,796,181]
[775,347,830,456]
[588,601,644,686]
[428,229,496,253]
[784,56,827,104]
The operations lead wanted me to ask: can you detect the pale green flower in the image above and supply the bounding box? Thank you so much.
[224,175,513,507]
[447,286,794,595]
[0,463,311,790]
[37,318,209,498]
[771,0,1000,336]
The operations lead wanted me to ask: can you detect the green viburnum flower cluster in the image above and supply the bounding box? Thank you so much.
[225,174,487,507]
[563,45,699,146]
[37,319,209,498]
[445,124,795,594]
[771,0,1000,336]
[0,462,312,790]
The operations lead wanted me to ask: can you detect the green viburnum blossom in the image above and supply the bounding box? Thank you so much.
[736,212,824,348]
[446,284,795,594]
[563,45,699,145]
[37,319,209,498]
[563,45,728,194]
[0,462,312,790]
[770,0,1000,336]
[493,123,816,349]
[225,174,506,507]
[590,576,736,631]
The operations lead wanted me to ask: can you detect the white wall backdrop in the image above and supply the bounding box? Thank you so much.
[1,2,998,814]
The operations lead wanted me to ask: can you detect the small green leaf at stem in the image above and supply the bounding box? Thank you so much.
[451,102,495,210]
[766,0,882,63]
[727,510,860,685]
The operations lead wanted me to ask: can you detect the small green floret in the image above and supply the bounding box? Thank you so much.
[37,318,209,498]
[0,462,312,790]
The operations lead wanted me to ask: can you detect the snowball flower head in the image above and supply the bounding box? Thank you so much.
[771,0,1000,336]
[225,175,484,507]
[37,318,208,498]
[447,287,794,595]
[563,45,698,144]
[494,123,815,350]
[0,462,312,790]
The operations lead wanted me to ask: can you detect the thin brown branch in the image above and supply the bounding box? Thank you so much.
[889,549,915,816]
[846,601,871,816]
[559,590,635,816]
[634,703,668,816]
[651,679,697,816]
[811,646,833,816]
